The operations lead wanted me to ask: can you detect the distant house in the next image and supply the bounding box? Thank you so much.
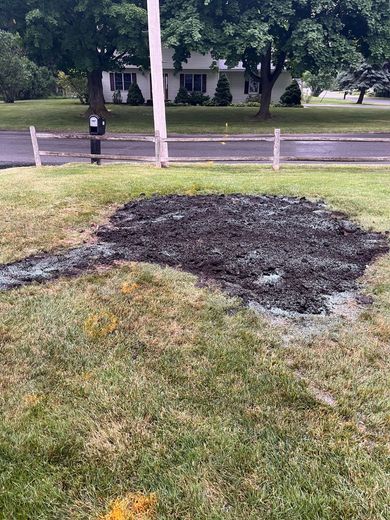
[102,48,291,104]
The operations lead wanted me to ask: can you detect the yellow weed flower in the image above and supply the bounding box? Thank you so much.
[84,311,118,339]
[100,492,157,520]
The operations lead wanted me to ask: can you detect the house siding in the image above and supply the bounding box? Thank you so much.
[102,51,292,104]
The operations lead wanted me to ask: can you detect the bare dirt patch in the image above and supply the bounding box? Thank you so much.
[0,195,388,315]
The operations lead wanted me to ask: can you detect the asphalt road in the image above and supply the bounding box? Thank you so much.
[1,130,390,167]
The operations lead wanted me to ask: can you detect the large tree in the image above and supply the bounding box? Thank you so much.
[162,0,390,119]
[1,0,148,115]
[338,62,390,104]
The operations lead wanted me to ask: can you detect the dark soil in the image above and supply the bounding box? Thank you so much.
[0,195,388,315]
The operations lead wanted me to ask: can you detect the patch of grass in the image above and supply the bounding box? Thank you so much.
[1,263,389,519]
[309,96,390,106]
[0,163,389,518]
[1,98,390,134]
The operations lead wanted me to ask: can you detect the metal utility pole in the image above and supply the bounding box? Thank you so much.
[147,0,169,166]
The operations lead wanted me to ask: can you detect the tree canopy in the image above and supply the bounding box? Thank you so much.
[162,0,390,119]
[2,0,149,114]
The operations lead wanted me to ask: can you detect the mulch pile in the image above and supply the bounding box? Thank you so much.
[1,195,388,314]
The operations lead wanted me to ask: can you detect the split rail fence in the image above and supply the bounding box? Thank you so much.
[30,126,390,171]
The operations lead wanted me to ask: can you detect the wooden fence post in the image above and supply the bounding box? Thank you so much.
[162,137,169,168]
[30,126,42,167]
[155,130,162,168]
[273,128,281,171]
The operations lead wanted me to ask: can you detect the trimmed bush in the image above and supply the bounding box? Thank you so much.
[214,74,233,106]
[280,80,302,106]
[127,83,145,105]
[113,90,122,104]
[174,87,190,104]
[188,91,210,106]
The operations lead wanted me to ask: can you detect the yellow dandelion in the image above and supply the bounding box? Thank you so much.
[84,311,118,339]
[121,282,140,295]
[100,492,157,520]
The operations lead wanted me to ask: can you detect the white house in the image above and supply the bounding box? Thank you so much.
[102,48,292,104]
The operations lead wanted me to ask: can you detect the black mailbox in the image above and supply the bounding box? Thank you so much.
[89,115,106,165]
[89,115,106,136]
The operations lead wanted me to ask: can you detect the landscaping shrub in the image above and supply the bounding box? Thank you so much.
[126,83,145,105]
[280,80,302,106]
[113,90,123,104]
[174,87,190,104]
[246,94,261,103]
[189,91,210,106]
[214,74,233,106]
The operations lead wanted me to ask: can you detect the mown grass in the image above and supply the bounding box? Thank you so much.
[309,96,390,106]
[1,98,390,134]
[0,164,389,519]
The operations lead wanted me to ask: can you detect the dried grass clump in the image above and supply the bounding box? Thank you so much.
[121,282,140,295]
[84,311,118,338]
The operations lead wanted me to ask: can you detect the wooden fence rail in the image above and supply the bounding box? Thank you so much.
[29,126,390,170]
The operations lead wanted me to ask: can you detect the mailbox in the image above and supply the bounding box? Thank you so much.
[89,115,106,136]
[89,115,106,165]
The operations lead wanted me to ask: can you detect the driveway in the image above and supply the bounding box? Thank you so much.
[1,130,390,167]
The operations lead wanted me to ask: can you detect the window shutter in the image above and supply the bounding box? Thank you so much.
[110,73,115,91]
[202,74,207,93]
[244,80,249,94]
[132,73,137,84]
[180,74,184,88]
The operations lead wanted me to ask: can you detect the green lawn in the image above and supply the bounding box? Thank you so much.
[309,97,357,105]
[0,164,389,519]
[1,98,390,134]
[309,96,390,106]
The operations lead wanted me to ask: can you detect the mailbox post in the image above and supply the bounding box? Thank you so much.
[89,115,106,165]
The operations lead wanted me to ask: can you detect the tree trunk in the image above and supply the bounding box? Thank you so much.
[86,70,109,116]
[4,90,15,103]
[255,46,285,120]
[257,81,273,120]
[357,88,366,104]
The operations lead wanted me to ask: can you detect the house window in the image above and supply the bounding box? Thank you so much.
[109,72,137,91]
[180,73,207,93]
[244,77,260,95]
[114,73,123,90]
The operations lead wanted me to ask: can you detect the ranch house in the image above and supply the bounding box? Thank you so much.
[102,48,292,104]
